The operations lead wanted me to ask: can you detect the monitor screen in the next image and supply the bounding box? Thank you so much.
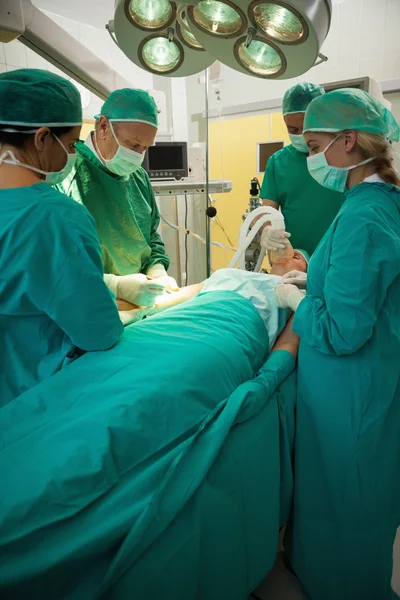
[148,145,184,171]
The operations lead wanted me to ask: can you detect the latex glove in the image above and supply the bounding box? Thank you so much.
[104,273,165,306]
[282,270,308,289]
[119,308,149,326]
[275,283,306,312]
[261,226,291,251]
[147,264,179,292]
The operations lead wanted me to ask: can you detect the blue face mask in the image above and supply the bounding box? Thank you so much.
[307,134,375,193]
[289,133,309,153]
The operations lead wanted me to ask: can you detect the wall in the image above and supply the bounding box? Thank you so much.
[0,10,202,284]
[207,92,400,273]
[0,11,153,120]
[152,75,207,286]
[186,0,400,127]
[384,92,400,173]
[185,0,400,275]
[209,111,289,271]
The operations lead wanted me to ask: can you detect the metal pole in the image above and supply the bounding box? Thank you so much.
[205,67,211,278]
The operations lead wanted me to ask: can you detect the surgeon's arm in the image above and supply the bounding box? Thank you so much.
[142,177,170,272]
[293,209,399,356]
[36,208,123,351]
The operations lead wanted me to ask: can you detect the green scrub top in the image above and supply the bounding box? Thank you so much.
[57,142,169,277]
[288,181,400,599]
[0,183,123,407]
[260,144,344,256]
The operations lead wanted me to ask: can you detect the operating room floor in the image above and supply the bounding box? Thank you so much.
[251,553,306,600]
[251,528,400,600]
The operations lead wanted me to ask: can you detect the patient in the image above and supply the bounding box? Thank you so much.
[118,246,308,350]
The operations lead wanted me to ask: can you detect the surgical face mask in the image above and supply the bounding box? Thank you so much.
[289,133,309,153]
[307,134,375,193]
[0,132,76,185]
[96,122,144,176]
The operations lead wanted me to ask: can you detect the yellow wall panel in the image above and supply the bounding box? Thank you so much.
[80,120,95,141]
[271,112,290,144]
[209,111,289,271]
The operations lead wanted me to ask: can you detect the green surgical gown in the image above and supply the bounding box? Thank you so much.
[288,182,400,600]
[57,141,169,276]
[260,144,344,255]
[0,183,123,408]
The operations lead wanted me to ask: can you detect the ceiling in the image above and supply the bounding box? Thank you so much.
[32,0,115,30]
[33,0,348,30]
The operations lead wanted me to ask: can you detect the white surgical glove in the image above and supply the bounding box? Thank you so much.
[104,273,165,306]
[282,270,308,289]
[119,307,149,326]
[261,226,291,251]
[147,264,179,292]
[275,283,306,312]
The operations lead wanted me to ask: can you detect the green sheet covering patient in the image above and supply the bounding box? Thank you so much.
[118,246,308,351]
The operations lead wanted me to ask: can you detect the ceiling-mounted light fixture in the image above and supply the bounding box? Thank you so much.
[111,0,332,79]
[176,7,203,49]
[191,1,247,37]
[112,0,214,76]
[127,0,175,30]
[249,1,306,43]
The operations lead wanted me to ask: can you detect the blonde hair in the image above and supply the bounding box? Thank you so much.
[356,132,400,187]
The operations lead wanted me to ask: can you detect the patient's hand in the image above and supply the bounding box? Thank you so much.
[271,315,300,358]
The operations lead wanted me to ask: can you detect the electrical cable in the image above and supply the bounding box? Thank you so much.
[215,215,234,247]
[160,213,236,252]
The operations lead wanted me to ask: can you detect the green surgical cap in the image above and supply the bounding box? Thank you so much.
[304,88,400,142]
[295,249,310,265]
[0,68,82,127]
[282,82,325,116]
[96,88,158,128]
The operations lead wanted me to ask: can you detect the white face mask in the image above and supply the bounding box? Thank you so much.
[0,132,76,185]
[289,133,309,153]
[307,134,375,193]
[95,122,144,176]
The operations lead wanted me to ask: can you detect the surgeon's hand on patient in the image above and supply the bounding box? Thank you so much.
[275,283,305,312]
[146,264,179,292]
[104,273,165,306]
[282,270,308,289]
[260,226,291,251]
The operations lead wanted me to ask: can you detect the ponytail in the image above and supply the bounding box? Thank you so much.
[356,132,400,187]
[373,155,400,186]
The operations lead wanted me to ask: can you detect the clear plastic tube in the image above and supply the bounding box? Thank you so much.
[229,206,286,271]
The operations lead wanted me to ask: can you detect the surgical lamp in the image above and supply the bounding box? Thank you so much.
[110,0,215,76]
[111,0,332,78]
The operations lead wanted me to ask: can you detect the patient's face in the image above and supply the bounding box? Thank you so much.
[270,251,307,276]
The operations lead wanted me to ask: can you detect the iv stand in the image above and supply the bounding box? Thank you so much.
[205,67,211,278]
